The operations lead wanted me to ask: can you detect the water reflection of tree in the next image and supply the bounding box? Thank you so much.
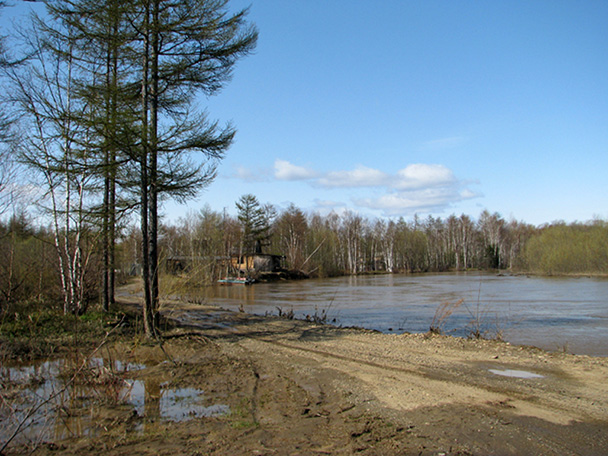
[144,377,161,433]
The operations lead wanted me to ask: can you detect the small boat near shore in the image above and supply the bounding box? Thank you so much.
[218,277,255,285]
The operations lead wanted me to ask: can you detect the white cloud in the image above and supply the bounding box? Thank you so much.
[394,164,456,190]
[318,165,387,188]
[232,158,481,217]
[355,185,479,216]
[460,188,480,199]
[274,159,318,180]
[231,165,270,182]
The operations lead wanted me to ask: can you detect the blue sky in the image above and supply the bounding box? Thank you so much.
[5,1,608,225]
[193,0,608,225]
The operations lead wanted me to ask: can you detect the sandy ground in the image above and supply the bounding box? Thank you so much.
[5,298,608,455]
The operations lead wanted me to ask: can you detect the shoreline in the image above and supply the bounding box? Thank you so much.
[182,299,607,358]
[3,297,608,455]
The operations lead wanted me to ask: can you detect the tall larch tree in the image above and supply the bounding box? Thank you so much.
[133,0,257,337]
[11,0,256,333]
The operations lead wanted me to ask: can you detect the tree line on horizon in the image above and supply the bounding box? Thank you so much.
[158,194,608,281]
[0,194,607,323]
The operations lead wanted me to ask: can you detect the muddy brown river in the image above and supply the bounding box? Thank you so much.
[196,272,608,356]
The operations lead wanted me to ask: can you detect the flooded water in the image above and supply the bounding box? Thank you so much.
[0,357,229,448]
[489,369,544,379]
[199,273,608,356]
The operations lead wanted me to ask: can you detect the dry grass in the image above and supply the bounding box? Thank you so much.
[429,299,464,334]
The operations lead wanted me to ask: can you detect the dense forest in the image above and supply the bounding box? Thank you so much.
[145,197,608,280]
[1,198,607,317]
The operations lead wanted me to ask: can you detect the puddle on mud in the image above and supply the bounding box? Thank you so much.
[489,368,544,379]
[125,380,230,423]
[0,357,229,448]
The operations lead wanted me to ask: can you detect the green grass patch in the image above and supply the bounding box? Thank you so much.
[0,300,140,362]
[229,398,258,429]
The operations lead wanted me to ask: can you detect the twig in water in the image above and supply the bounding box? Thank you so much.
[429,299,464,334]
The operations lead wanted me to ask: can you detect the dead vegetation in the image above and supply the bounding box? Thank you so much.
[429,299,464,334]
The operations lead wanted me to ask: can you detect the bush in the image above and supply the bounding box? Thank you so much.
[525,222,608,275]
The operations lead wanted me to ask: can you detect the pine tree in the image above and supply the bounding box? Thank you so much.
[236,194,273,254]
[134,0,257,336]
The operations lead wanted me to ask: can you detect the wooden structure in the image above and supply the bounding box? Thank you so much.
[165,253,285,278]
[230,253,284,275]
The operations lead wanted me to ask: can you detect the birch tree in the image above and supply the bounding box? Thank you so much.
[478,210,505,269]
[340,211,363,274]
[46,0,141,312]
[10,21,96,314]
[276,204,308,270]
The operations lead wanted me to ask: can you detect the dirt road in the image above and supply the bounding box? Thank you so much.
[162,301,608,455]
[9,299,608,455]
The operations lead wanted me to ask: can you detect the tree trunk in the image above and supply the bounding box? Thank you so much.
[141,0,155,338]
[102,155,110,311]
[149,0,160,328]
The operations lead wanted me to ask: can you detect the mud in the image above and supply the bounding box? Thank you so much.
[3,299,608,455]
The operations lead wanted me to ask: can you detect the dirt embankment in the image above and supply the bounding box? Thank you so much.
[6,300,608,455]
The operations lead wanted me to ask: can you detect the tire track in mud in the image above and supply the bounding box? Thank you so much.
[236,333,601,426]
[159,301,608,455]
[168,304,608,425]
[168,301,604,424]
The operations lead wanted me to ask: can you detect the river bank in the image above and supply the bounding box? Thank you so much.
[185,272,608,356]
[3,296,608,455]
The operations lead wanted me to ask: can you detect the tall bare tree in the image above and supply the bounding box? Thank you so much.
[0,1,18,215]
[276,204,308,270]
[478,210,505,269]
